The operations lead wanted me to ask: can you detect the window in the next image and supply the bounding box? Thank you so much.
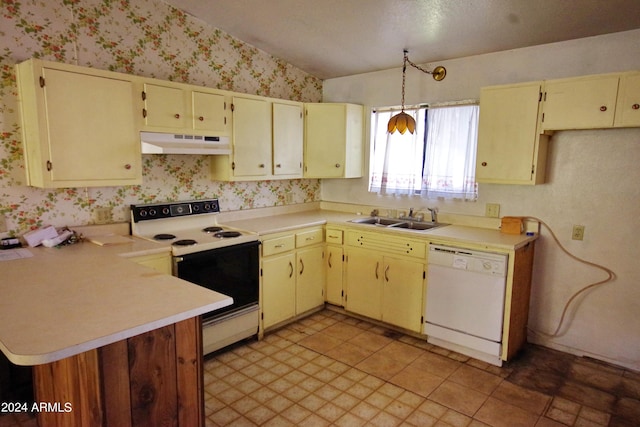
[369,104,479,200]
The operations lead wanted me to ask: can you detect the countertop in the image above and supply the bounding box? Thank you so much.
[0,238,232,366]
[222,209,537,251]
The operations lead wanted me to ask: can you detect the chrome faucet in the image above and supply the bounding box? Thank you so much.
[427,207,438,222]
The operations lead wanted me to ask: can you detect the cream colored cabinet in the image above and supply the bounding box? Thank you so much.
[304,103,363,178]
[16,59,141,188]
[128,252,172,275]
[230,96,272,177]
[542,74,620,130]
[476,81,549,185]
[261,252,296,329]
[273,102,303,178]
[260,227,324,330]
[614,72,640,127]
[344,230,426,333]
[325,227,345,306]
[141,82,230,135]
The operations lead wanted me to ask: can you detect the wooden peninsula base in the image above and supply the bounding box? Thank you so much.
[32,316,203,427]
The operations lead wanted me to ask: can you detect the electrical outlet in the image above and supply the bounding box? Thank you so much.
[0,214,7,232]
[572,225,585,240]
[485,203,501,218]
[284,192,293,204]
[92,207,112,224]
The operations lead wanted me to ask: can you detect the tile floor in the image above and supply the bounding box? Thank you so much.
[203,309,640,427]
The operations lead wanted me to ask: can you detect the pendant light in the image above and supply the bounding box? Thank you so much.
[387,50,447,135]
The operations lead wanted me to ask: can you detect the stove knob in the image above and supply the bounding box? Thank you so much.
[162,207,170,215]
[204,203,210,211]
[149,208,157,217]
[139,209,147,217]
[193,205,200,212]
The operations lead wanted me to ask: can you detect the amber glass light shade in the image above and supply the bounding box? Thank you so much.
[387,111,416,135]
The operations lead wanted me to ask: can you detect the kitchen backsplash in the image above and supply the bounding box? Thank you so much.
[0,0,322,235]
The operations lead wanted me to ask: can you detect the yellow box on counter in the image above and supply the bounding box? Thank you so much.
[501,216,524,234]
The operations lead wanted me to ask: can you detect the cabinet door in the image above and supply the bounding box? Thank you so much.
[273,102,303,176]
[34,67,140,186]
[382,257,424,332]
[345,247,382,320]
[130,253,172,275]
[192,91,228,133]
[542,75,619,130]
[304,103,347,178]
[232,97,272,177]
[261,253,296,329]
[614,72,640,127]
[142,83,186,129]
[296,246,325,314]
[325,245,343,306]
[476,82,546,185]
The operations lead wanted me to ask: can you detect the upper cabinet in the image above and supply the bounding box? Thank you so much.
[541,74,619,131]
[476,82,549,185]
[140,81,230,135]
[211,97,304,181]
[16,59,141,188]
[614,72,640,127]
[304,103,363,178]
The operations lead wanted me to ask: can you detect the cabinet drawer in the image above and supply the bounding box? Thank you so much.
[326,228,343,244]
[296,228,324,248]
[262,235,295,256]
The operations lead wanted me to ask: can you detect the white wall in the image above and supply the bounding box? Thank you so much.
[322,30,640,371]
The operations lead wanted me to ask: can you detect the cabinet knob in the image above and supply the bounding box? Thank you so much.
[632,104,640,110]
[481,161,488,167]
[259,163,265,168]
[276,164,282,168]
[599,106,607,112]
[198,116,204,121]
[335,163,341,168]
[124,164,131,170]
[174,113,180,119]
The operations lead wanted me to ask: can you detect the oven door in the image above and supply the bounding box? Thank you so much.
[173,240,260,321]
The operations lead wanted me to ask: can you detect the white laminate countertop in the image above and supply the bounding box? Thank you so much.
[0,238,232,366]
[221,209,537,251]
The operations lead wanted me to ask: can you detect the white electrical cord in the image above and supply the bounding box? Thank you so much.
[524,216,616,338]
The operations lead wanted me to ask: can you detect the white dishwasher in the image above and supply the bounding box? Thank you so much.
[424,244,508,366]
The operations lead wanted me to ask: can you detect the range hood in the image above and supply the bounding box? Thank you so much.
[140,131,231,155]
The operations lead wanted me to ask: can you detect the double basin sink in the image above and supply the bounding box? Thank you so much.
[348,216,447,232]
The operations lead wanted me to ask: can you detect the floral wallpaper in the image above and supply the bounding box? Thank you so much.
[0,0,323,236]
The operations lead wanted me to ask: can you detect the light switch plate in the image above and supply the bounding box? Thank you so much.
[485,203,501,218]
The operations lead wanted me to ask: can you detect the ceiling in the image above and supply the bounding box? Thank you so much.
[163,0,640,80]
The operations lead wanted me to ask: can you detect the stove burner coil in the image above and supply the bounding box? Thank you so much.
[173,239,198,246]
[214,231,241,238]
[154,233,176,240]
[203,226,223,233]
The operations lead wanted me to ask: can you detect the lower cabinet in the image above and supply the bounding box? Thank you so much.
[261,227,325,330]
[325,227,345,306]
[128,252,172,275]
[344,231,426,333]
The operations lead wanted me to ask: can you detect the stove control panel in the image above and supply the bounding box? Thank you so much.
[131,199,220,222]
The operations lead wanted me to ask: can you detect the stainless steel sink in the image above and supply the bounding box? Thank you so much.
[348,217,447,231]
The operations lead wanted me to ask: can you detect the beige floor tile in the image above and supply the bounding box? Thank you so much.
[389,364,445,397]
[356,352,407,380]
[404,409,438,426]
[440,408,473,427]
[491,381,551,415]
[280,403,313,424]
[377,340,424,365]
[369,410,402,426]
[298,332,342,353]
[430,380,488,417]
[449,364,503,395]
[474,397,539,427]
[322,322,364,341]
[326,340,372,365]
[409,350,462,378]
[334,412,368,426]
[348,329,394,352]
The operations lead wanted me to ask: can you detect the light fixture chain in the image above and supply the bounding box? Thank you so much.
[406,57,434,75]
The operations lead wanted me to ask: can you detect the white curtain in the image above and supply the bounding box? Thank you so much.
[369,108,426,195]
[369,105,478,201]
[420,105,479,200]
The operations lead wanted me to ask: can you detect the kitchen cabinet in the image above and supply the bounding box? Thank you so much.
[541,74,620,130]
[344,230,426,333]
[260,227,325,330]
[304,103,363,178]
[140,81,230,135]
[272,101,304,178]
[229,96,272,177]
[614,72,640,127]
[325,227,345,306]
[476,81,549,185]
[16,58,141,188]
